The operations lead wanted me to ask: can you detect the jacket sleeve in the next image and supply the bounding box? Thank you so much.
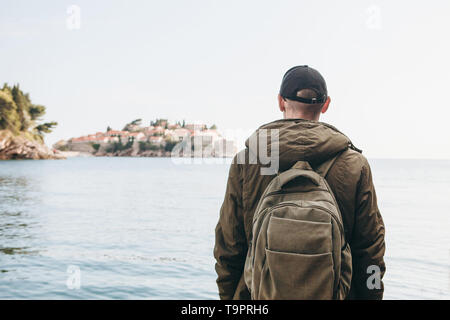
[350,157,386,300]
[214,159,247,300]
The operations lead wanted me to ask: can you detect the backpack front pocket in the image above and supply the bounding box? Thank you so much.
[267,216,332,254]
[259,249,334,300]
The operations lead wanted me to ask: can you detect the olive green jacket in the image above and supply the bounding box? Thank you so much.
[214,119,386,300]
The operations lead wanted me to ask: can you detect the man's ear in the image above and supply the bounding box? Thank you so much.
[321,96,331,114]
[278,94,286,113]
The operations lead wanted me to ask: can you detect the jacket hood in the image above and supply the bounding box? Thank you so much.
[245,119,359,171]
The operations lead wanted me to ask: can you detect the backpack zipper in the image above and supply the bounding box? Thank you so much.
[251,201,346,260]
[266,202,345,237]
[263,189,329,198]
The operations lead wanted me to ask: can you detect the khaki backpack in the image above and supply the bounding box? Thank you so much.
[243,155,352,300]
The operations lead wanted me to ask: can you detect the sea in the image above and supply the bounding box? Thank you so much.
[0,157,449,299]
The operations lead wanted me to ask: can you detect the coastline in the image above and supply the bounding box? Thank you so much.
[0,130,65,160]
[57,151,93,158]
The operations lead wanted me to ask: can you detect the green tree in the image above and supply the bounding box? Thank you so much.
[11,85,32,131]
[164,140,177,152]
[123,119,143,131]
[105,137,133,153]
[91,143,100,152]
[139,141,161,151]
[0,84,58,142]
[0,89,21,133]
[34,121,58,135]
[28,105,46,120]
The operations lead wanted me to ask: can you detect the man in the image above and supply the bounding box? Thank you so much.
[214,65,386,300]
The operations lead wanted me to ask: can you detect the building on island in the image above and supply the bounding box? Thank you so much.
[60,120,236,157]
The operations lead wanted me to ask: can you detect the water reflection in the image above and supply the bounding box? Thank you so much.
[0,174,41,259]
[0,247,38,255]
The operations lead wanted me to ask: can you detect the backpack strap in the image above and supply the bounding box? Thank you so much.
[315,151,344,178]
[271,151,345,192]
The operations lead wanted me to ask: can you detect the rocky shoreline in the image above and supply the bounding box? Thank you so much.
[0,130,65,160]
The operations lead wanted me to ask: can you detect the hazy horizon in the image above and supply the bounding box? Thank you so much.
[1,0,450,159]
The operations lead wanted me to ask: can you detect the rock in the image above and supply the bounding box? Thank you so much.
[0,130,65,160]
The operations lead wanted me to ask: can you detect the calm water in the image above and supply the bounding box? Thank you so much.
[0,157,449,299]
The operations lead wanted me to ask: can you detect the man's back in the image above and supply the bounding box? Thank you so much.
[214,119,386,299]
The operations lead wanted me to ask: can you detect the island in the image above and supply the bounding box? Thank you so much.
[54,119,237,158]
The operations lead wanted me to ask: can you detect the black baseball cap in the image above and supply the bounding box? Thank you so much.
[279,65,328,104]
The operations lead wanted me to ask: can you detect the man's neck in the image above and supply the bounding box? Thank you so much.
[284,112,320,121]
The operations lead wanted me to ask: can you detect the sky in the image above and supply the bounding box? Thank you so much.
[1,0,450,159]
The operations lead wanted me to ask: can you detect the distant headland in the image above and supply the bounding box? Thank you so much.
[54,119,237,158]
[0,84,237,160]
[0,84,63,160]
